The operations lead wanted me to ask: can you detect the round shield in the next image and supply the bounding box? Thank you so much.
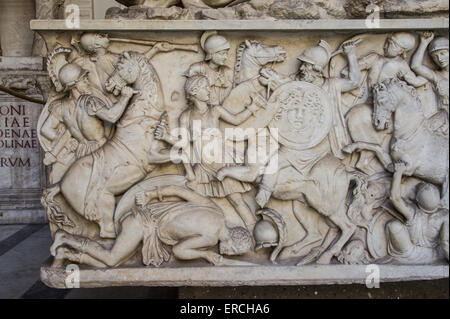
[269,81,332,151]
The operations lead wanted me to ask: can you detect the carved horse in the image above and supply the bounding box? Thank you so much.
[233,40,286,86]
[218,41,365,264]
[216,40,286,182]
[344,78,449,207]
[262,152,366,265]
[45,52,170,239]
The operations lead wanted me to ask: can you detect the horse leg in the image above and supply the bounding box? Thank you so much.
[95,191,116,239]
[255,156,290,208]
[296,224,339,265]
[283,201,328,258]
[227,192,257,231]
[316,204,357,264]
[60,156,94,219]
[346,104,390,174]
[217,164,261,182]
[343,141,393,172]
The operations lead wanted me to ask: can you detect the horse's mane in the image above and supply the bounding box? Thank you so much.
[233,42,247,88]
[127,51,162,109]
[373,78,421,106]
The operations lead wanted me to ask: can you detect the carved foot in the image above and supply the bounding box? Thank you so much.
[51,246,72,267]
[204,251,224,265]
[84,207,100,222]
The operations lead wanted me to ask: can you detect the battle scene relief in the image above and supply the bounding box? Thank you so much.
[36,29,449,270]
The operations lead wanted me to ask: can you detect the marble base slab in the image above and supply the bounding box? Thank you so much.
[41,262,449,288]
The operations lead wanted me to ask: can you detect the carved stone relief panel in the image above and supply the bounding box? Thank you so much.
[31,20,449,287]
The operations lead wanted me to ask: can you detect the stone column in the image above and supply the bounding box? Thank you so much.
[0,0,36,57]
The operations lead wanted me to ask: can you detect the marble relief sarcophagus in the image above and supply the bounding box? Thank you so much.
[30,16,449,287]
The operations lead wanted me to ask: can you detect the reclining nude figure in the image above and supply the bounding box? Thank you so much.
[50,185,254,268]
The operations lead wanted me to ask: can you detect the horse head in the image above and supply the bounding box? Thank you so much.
[372,78,421,132]
[105,52,141,95]
[234,40,286,85]
[372,78,400,131]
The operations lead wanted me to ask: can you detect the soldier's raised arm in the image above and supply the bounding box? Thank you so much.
[337,40,361,93]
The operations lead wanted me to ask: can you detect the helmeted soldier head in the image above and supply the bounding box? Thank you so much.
[201,32,230,65]
[58,63,89,93]
[297,40,332,82]
[185,75,211,103]
[384,32,416,58]
[253,219,279,251]
[80,33,110,54]
[416,182,441,213]
[297,40,332,72]
[428,37,449,69]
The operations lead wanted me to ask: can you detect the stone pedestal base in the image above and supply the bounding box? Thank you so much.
[41,261,449,288]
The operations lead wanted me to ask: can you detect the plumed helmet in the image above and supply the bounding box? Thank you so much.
[429,37,449,53]
[253,219,278,251]
[390,32,416,51]
[201,32,230,61]
[297,40,332,70]
[58,63,88,92]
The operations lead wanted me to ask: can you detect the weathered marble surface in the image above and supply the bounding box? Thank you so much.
[105,0,450,20]
[41,261,450,288]
[31,19,449,286]
[0,0,36,57]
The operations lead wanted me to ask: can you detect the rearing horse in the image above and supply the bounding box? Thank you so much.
[216,40,287,182]
[47,52,169,239]
[344,78,449,207]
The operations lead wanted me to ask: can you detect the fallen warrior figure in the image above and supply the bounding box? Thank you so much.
[50,185,255,267]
